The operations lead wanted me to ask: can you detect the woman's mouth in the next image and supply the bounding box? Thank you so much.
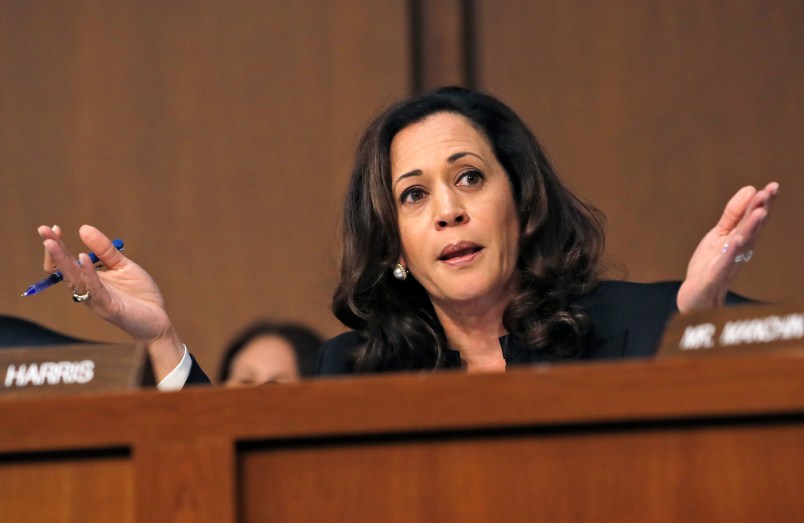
[439,242,483,266]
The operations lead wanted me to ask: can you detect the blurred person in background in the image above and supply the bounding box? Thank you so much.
[218,321,322,385]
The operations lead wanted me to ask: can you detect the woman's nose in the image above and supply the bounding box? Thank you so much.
[434,194,469,230]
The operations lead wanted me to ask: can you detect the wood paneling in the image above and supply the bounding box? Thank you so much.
[0,354,802,522]
[411,0,474,90]
[0,452,133,523]
[240,423,804,522]
[0,1,410,378]
[135,438,235,523]
[475,0,803,303]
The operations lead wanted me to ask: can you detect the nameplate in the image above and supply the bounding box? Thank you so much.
[658,304,804,357]
[0,343,153,397]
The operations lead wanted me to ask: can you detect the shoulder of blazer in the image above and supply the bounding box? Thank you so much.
[0,315,85,348]
[576,281,682,360]
[317,330,364,376]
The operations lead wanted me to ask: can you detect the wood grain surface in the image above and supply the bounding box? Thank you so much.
[0,353,802,522]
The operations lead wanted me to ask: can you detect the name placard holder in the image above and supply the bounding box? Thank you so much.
[658,304,804,358]
[0,343,154,397]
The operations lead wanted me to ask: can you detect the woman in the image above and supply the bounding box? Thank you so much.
[219,321,322,385]
[37,87,777,385]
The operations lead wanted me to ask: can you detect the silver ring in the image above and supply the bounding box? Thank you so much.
[733,250,753,264]
[72,290,91,302]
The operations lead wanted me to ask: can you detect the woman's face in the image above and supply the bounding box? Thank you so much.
[390,112,520,310]
[225,335,301,386]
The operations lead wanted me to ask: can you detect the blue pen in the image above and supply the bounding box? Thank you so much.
[21,239,124,297]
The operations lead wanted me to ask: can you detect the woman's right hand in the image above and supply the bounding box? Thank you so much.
[38,224,185,379]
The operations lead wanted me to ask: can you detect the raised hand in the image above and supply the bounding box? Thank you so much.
[38,224,184,378]
[676,182,778,312]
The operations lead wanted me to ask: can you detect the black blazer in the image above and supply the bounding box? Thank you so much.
[315,281,751,376]
[0,315,84,348]
[186,280,750,383]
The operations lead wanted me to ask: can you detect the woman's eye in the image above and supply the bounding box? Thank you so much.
[457,169,484,186]
[401,187,426,204]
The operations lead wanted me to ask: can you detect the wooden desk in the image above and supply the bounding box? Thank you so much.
[1,354,802,522]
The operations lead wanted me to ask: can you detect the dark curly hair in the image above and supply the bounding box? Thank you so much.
[332,87,604,372]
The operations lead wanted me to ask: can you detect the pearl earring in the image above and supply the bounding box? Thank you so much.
[392,263,409,281]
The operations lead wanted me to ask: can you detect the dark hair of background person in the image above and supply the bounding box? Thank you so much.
[218,322,323,382]
[332,86,605,372]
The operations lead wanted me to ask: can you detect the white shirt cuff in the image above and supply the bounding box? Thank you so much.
[156,344,192,391]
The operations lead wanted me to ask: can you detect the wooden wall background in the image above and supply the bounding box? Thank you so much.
[1,0,800,380]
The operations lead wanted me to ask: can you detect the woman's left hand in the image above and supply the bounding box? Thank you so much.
[677,182,778,313]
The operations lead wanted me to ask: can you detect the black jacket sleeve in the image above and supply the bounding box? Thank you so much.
[186,354,212,385]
